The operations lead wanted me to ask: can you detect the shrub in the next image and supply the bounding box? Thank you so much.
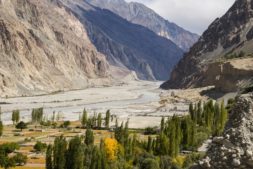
[34,141,47,153]
[13,153,27,166]
[144,127,158,135]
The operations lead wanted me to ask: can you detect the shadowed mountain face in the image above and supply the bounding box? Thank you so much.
[162,0,253,92]
[86,0,199,51]
[61,0,184,80]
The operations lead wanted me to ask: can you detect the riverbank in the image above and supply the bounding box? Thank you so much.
[0,80,209,128]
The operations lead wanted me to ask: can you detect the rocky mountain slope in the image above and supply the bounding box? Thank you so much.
[0,0,110,96]
[86,0,199,51]
[195,93,253,169]
[161,0,253,92]
[61,0,184,80]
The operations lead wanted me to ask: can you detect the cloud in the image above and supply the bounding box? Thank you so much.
[126,0,235,34]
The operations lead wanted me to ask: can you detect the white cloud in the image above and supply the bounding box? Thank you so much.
[126,0,235,34]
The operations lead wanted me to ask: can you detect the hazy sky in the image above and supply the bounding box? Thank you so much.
[126,0,235,34]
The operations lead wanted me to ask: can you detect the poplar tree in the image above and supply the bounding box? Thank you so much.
[189,103,195,121]
[81,109,88,128]
[52,111,56,122]
[105,110,110,129]
[46,145,53,169]
[65,137,84,169]
[213,103,221,136]
[220,101,228,134]
[159,133,169,155]
[0,107,2,121]
[85,129,94,146]
[12,110,20,125]
[97,113,102,129]
[31,108,43,124]
[0,121,3,137]
[161,117,165,132]
[197,101,203,125]
[53,136,67,169]
[181,116,192,148]
[169,122,176,157]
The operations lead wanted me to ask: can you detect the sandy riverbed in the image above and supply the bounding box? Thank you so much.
[0,80,208,128]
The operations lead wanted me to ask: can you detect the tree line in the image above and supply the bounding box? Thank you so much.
[46,100,230,169]
[143,100,229,159]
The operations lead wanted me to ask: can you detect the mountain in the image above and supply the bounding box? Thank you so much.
[0,0,110,96]
[0,0,184,96]
[86,0,199,51]
[60,0,184,80]
[161,0,253,92]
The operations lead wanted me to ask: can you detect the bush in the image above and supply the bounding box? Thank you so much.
[40,121,51,127]
[140,158,160,169]
[60,121,71,128]
[172,156,186,167]
[194,131,209,148]
[34,141,47,153]
[160,156,173,169]
[144,127,158,135]
[0,143,20,153]
[13,153,27,166]
[183,152,205,168]
[224,51,246,59]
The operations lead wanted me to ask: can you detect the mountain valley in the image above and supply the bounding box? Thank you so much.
[0,0,252,169]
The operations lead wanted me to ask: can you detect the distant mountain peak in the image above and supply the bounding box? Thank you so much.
[85,0,199,51]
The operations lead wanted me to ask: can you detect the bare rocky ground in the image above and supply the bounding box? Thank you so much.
[0,80,209,128]
[195,93,253,169]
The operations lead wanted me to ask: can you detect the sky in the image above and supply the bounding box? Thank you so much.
[126,0,235,34]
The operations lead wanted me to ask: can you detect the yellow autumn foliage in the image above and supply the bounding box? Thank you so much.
[172,155,186,167]
[104,138,119,161]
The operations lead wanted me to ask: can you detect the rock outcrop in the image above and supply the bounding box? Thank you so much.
[86,0,199,51]
[161,0,253,92]
[0,0,110,96]
[61,0,184,80]
[195,93,253,169]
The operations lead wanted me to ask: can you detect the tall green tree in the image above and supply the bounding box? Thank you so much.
[65,137,84,169]
[189,103,195,121]
[81,109,88,128]
[31,108,43,124]
[46,145,53,169]
[197,101,203,125]
[0,121,3,137]
[0,107,2,121]
[161,117,165,132]
[181,116,192,148]
[97,113,102,129]
[213,103,221,136]
[53,136,67,169]
[52,111,56,122]
[220,101,228,135]
[85,129,94,146]
[12,110,20,125]
[105,110,110,129]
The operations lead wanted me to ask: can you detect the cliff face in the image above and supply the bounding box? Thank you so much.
[86,0,199,51]
[162,0,253,92]
[196,93,253,169]
[61,0,184,81]
[0,0,109,96]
